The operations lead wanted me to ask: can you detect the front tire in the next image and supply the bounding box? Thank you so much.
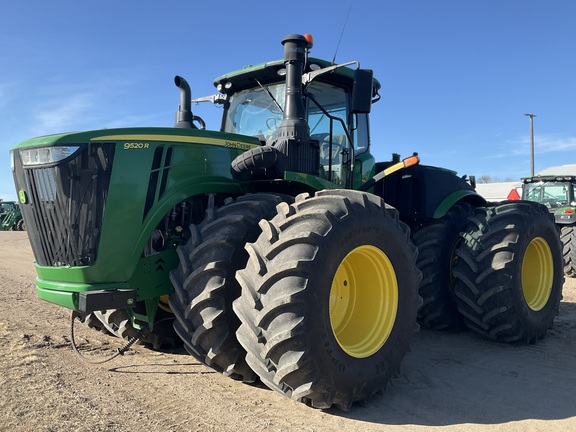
[169,193,286,382]
[454,201,563,343]
[233,190,421,410]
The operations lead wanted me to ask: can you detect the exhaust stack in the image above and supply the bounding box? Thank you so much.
[174,75,196,128]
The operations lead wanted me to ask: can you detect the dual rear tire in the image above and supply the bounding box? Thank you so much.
[453,201,563,343]
[413,200,562,344]
[412,203,474,330]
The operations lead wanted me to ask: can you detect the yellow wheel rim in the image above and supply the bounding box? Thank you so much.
[158,295,173,313]
[521,237,554,311]
[329,245,398,358]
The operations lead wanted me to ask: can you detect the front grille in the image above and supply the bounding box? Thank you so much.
[12,143,115,267]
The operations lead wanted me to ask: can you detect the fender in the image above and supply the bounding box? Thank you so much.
[377,164,486,221]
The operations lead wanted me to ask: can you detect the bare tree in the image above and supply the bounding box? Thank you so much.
[478,175,501,184]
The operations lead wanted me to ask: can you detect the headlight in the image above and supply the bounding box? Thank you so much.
[10,150,14,172]
[19,145,81,167]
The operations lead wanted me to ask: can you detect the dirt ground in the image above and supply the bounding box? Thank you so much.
[0,231,575,432]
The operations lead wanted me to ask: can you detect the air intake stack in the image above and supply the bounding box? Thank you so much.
[230,34,319,180]
[272,34,318,175]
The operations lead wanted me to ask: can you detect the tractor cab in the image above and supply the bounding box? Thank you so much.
[522,175,576,228]
[222,77,355,185]
[0,200,24,231]
[195,34,379,189]
[0,200,17,213]
[522,176,576,210]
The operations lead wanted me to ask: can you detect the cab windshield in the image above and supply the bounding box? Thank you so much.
[223,83,286,142]
[223,81,352,185]
[0,202,15,212]
[523,181,574,209]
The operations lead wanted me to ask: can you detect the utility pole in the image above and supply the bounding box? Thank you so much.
[524,113,537,176]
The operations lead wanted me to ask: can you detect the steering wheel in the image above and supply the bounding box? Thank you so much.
[320,140,344,165]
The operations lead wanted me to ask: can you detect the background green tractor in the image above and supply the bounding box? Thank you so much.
[10,33,563,410]
[0,200,25,231]
[521,165,576,277]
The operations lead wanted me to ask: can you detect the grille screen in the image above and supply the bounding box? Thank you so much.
[12,144,115,267]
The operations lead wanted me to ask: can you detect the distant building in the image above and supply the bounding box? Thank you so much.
[474,165,576,202]
[475,181,521,202]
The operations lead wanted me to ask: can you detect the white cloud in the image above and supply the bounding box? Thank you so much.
[33,93,94,134]
[535,136,576,154]
[489,135,576,159]
[26,72,157,134]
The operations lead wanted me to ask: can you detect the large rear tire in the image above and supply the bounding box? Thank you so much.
[233,190,421,410]
[169,194,286,382]
[454,201,563,343]
[412,203,475,330]
[560,225,576,277]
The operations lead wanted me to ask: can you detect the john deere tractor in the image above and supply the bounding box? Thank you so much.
[10,34,563,410]
[521,165,576,277]
[0,199,25,231]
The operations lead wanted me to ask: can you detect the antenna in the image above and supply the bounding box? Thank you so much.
[332,5,352,64]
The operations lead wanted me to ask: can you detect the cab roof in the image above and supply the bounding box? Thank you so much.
[213,57,381,93]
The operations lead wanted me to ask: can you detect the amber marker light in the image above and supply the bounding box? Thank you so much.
[359,153,420,191]
[304,33,314,48]
[402,153,420,168]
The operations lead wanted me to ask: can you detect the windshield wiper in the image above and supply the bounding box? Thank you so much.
[254,78,283,113]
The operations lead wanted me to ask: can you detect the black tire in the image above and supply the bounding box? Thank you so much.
[77,312,112,335]
[93,305,179,350]
[233,189,421,410]
[230,146,286,180]
[412,203,475,330]
[169,193,287,382]
[16,219,25,231]
[560,225,576,277]
[454,201,564,344]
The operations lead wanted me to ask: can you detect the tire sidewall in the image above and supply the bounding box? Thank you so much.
[510,214,563,331]
[560,224,576,276]
[304,210,418,386]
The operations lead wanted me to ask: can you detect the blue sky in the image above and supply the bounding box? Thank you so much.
[1,1,575,200]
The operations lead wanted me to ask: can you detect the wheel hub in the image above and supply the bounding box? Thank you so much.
[522,236,554,311]
[329,245,398,358]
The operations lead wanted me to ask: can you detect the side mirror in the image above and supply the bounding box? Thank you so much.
[352,69,374,114]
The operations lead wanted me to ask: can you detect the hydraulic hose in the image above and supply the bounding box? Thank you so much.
[69,311,147,365]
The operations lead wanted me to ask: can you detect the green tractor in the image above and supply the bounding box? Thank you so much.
[521,165,576,277]
[0,199,25,231]
[10,34,563,410]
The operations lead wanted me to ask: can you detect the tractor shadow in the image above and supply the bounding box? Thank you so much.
[338,299,576,426]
